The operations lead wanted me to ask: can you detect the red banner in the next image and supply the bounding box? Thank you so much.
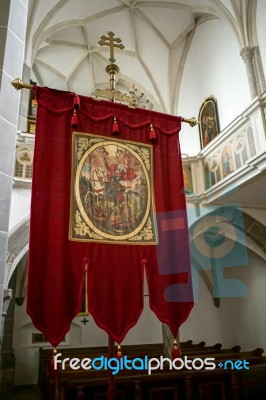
[26,86,193,347]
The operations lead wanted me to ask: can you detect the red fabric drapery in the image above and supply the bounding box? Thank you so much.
[26,86,193,347]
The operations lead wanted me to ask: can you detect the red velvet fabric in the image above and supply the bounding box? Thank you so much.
[26,86,193,347]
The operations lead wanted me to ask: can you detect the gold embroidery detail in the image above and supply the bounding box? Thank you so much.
[77,137,89,161]
[74,211,103,239]
[127,144,150,171]
[128,218,153,242]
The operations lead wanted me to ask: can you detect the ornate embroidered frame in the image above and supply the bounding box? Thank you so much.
[69,132,158,244]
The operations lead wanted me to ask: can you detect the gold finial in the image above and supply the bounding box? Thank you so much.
[11,78,33,91]
[181,117,199,127]
[98,31,125,63]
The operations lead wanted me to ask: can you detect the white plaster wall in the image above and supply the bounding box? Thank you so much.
[178,19,250,156]
[219,251,266,351]
[257,0,266,78]
[9,187,31,232]
[13,275,162,385]
[180,272,222,345]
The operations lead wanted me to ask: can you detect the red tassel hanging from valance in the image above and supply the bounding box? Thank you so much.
[112,116,119,136]
[116,344,123,360]
[141,259,147,267]
[71,93,80,128]
[149,124,156,142]
[74,94,80,109]
[172,339,181,360]
[71,109,78,128]
[49,348,59,377]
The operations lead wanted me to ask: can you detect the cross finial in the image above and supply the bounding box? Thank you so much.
[98,31,125,63]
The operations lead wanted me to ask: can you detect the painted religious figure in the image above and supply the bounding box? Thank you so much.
[221,145,234,177]
[70,133,158,244]
[199,96,220,148]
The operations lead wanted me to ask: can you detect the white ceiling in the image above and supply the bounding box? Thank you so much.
[26,0,244,114]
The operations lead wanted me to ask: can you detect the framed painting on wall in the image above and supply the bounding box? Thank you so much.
[198,96,220,148]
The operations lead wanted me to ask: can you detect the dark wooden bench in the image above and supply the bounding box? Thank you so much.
[39,341,222,395]
[55,362,266,400]
[39,343,164,393]
[41,345,266,400]
[39,342,266,400]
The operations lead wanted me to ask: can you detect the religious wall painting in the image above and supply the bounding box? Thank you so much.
[221,145,234,178]
[27,80,37,134]
[247,126,256,158]
[210,155,221,184]
[199,96,220,148]
[204,161,211,190]
[234,135,248,168]
[70,133,158,244]
[182,164,193,194]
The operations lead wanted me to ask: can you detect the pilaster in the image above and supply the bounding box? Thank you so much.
[0,0,29,363]
[240,47,258,99]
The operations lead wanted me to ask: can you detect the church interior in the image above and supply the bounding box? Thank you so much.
[1,0,266,399]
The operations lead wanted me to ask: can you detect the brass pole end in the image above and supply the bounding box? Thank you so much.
[11,78,33,91]
[181,117,198,127]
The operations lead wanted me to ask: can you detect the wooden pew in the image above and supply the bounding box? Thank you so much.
[237,363,266,400]
[39,343,164,394]
[39,339,221,388]
[39,343,165,399]
[182,344,239,356]
[43,346,266,400]
[39,343,266,400]
[56,363,266,400]
[40,341,208,394]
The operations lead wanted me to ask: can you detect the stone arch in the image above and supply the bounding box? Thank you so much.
[189,206,266,308]
[6,217,30,287]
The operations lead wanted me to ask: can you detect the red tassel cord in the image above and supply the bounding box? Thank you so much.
[49,348,60,377]
[116,344,123,360]
[83,257,89,271]
[112,116,119,136]
[71,109,78,128]
[149,124,156,142]
[141,258,148,267]
[74,93,80,109]
[172,339,181,360]
[71,93,80,128]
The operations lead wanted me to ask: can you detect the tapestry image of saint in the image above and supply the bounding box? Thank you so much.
[70,133,158,245]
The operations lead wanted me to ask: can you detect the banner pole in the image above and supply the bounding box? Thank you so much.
[11,78,198,126]
[108,336,115,400]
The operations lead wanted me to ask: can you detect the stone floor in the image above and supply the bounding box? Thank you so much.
[12,385,43,400]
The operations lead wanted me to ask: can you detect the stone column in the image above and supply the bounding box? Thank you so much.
[0,0,29,360]
[240,47,258,99]
[18,63,31,132]
[253,46,266,96]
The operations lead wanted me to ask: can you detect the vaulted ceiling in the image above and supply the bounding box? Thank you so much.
[26,0,254,114]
